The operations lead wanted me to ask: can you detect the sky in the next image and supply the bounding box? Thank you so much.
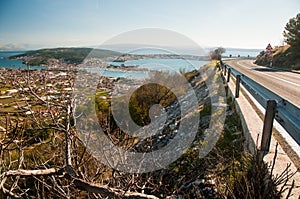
[0,0,299,51]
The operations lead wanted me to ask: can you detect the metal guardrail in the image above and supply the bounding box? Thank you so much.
[220,62,300,146]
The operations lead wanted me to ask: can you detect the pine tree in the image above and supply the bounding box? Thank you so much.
[283,13,300,49]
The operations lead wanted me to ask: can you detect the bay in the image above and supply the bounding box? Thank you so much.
[0,51,44,70]
[222,48,262,58]
[84,58,209,79]
[0,52,209,79]
[106,58,209,73]
[83,68,148,79]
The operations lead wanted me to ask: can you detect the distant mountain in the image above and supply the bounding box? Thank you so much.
[9,47,122,65]
[99,43,207,56]
[0,43,29,51]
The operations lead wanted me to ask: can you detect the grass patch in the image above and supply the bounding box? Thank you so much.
[0,87,11,92]
[96,90,109,96]
[0,97,16,105]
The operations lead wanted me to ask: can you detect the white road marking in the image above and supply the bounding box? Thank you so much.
[236,61,300,87]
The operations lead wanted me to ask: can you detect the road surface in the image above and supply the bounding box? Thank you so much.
[224,59,300,108]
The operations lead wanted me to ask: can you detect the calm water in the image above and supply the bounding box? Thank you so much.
[222,49,262,58]
[83,68,149,79]
[0,51,44,70]
[107,58,209,72]
[0,49,259,79]
[0,52,208,78]
[84,58,209,79]
[0,51,27,58]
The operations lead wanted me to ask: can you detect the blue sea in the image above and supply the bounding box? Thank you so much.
[0,51,209,79]
[81,59,208,79]
[83,68,149,79]
[221,48,262,58]
[107,58,208,72]
[0,48,261,78]
[0,51,45,70]
[83,59,209,79]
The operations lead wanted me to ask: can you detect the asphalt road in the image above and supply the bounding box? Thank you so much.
[224,59,300,108]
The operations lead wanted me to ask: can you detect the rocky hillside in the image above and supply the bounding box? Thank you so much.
[255,45,300,70]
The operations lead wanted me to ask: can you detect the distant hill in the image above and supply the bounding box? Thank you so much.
[255,45,300,70]
[9,47,122,65]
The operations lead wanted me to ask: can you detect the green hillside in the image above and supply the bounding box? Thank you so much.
[9,47,122,65]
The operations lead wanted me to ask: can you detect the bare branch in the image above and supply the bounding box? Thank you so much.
[1,167,159,199]
[2,168,62,177]
[73,177,159,199]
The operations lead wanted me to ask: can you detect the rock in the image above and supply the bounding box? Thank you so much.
[193,179,205,185]
[226,110,234,116]
[169,124,176,130]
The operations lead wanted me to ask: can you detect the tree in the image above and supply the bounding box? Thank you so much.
[283,13,300,49]
[209,47,226,60]
[0,70,159,198]
[0,67,296,198]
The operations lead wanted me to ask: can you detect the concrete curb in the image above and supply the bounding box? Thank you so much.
[224,73,300,199]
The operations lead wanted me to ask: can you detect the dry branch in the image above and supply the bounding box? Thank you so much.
[0,167,159,199]
[2,168,62,176]
[73,177,159,199]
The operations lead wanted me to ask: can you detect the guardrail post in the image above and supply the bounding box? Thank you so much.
[218,63,300,148]
[235,75,241,98]
[259,100,277,162]
[216,61,222,71]
[224,85,228,97]
[227,68,231,82]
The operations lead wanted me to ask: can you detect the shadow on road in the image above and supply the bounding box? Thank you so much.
[253,67,290,73]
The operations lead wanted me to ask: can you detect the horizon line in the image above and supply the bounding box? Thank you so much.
[0,44,264,52]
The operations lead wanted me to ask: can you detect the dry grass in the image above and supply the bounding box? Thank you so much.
[272,45,291,56]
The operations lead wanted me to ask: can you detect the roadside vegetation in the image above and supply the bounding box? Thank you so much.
[209,47,226,60]
[0,62,296,198]
[255,13,300,71]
